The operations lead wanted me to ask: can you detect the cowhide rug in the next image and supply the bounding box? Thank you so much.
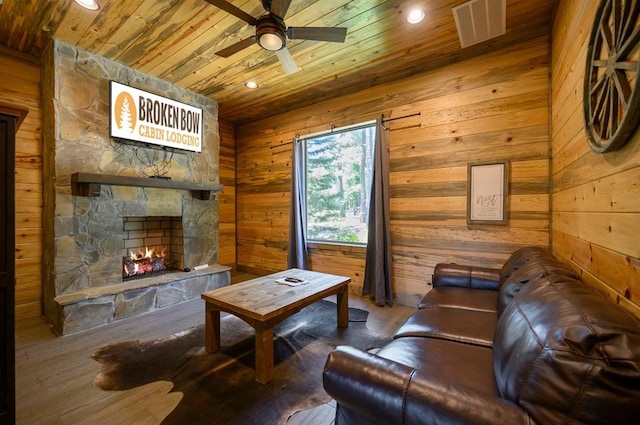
[91,300,387,425]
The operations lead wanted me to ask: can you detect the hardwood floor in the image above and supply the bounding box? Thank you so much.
[15,272,416,425]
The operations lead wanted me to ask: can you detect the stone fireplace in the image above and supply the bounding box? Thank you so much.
[42,41,230,335]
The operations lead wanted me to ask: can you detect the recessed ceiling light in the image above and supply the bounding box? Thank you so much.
[245,81,259,89]
[74,0,100,11]
[407,9,426,24]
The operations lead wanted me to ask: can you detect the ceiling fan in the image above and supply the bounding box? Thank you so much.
[205,0,348,74]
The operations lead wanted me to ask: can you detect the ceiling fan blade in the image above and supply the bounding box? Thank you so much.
[269,0,292,19]
[287,27,347,43]
[275,47,299,74]
[204,0,258,26]
[215,36,257,58]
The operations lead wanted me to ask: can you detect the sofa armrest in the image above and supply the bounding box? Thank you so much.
[324,346,414,425]
[432,263,500,290]
[324,346,534,425]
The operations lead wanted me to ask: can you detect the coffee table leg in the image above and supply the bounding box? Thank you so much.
[254,324,274,384]
[337,286,349,328]
[205,303,221,353]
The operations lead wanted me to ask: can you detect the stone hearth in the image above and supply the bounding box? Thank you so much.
[55,264,229,335]
[41,40,229,335]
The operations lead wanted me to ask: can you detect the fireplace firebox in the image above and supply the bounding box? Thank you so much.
[122,216,183,280]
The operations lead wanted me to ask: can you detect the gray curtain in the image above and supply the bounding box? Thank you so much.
[287,136,309,269]
[363,118,392,305]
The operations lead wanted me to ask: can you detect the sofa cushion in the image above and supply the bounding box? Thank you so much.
[394,307,496,347]
[497,257,578,316]
[418,287,497,313]
[376,336,497,396]
[493,274,640,424]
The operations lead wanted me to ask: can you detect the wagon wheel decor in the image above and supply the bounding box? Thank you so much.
[584,0,640,153]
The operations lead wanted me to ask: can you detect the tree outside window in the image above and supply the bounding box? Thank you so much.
[305,123,375,244]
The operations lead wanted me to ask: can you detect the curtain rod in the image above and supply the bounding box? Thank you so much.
[271,120,377,150]
[270,113,421,149]
[382,112,421,123]
[382,112,421,130]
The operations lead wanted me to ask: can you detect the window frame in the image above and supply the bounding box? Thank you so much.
[301,121,376,246]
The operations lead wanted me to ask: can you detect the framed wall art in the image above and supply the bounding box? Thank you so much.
[467,161,509,225]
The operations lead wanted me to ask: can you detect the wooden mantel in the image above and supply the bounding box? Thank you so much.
[71,172,223,200]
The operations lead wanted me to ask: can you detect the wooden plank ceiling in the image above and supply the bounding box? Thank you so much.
[0,0,555,125]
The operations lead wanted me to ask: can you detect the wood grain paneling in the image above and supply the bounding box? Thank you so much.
[237,37,551,306]
[551,0,640,318]
[218,119,236,269]
[0,52,42,320]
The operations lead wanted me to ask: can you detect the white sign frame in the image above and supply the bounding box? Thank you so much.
[467,161,509,225]
[109,81,203,153]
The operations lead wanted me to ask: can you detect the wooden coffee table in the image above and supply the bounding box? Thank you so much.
[201,268,350,384]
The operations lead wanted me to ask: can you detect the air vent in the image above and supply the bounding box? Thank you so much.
[453,0,506,48]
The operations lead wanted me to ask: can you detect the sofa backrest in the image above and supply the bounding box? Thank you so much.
[493,273,640,424]
[431,263,500,290]
[430,246,553,290]
[498,246,553,285]
[497,258,578,316]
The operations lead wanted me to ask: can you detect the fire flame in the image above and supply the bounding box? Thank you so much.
[123,246,168,278]
[128,246,166,261]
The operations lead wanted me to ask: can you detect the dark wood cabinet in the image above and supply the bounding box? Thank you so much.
[0,114,16,425]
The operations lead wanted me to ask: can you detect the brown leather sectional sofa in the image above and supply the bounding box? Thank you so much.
[323,247,640,424]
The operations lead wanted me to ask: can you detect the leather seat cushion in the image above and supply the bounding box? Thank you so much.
[376,337,497,396]
[419,287,498,313]
[394,307,496,348]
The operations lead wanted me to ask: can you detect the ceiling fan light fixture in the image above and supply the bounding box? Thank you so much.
[256,14,287,51]
[74,0,100,10]
[258,32,284,51]
[407,9,426,24]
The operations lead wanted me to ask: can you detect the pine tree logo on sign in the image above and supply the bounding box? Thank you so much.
[114,91,137,133]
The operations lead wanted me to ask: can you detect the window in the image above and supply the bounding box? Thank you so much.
[305,122,376,244]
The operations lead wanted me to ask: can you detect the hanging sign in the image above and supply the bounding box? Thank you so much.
[109,81,203,153]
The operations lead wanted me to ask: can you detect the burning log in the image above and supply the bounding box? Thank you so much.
[122,246,169,279]
[150,256,165,272]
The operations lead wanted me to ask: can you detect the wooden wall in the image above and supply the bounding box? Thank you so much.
[237,36,551,306]
[0,50,43,320]
[551,1,640,318]
[218,119,236,269]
